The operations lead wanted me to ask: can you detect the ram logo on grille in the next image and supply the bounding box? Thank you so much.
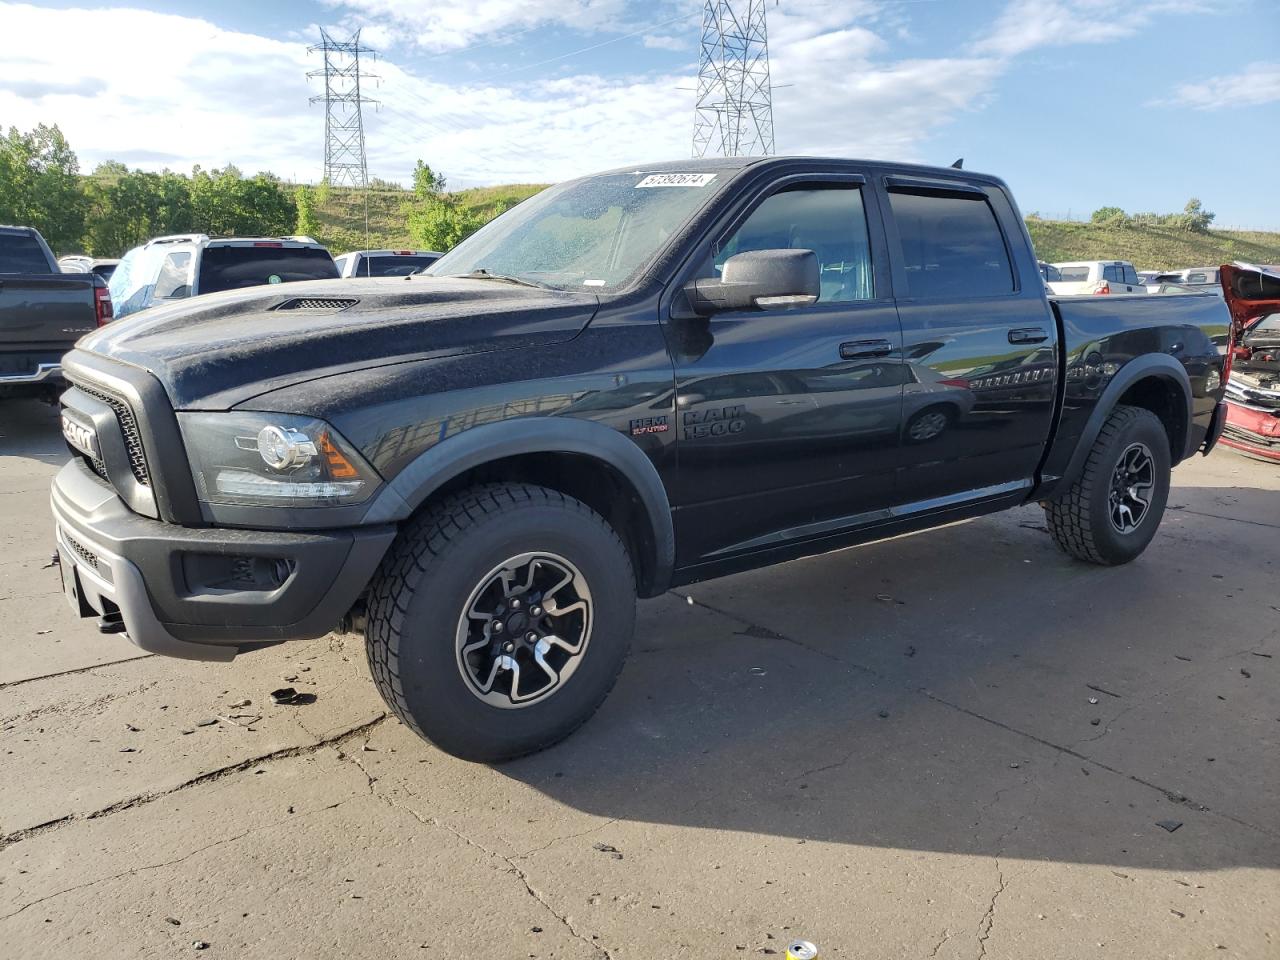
[61,414,101,459]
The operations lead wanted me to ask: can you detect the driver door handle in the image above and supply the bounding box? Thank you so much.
[840,339,892,359]
[1008,327,1048,344]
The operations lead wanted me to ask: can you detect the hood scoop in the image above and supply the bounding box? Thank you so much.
[272,296,359,311]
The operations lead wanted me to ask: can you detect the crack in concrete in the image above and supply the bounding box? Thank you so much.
[975,861,1005,960]
[348,763,615,960]
[674,589,1280,842]
[0,798,361,924]
[513,818,620,860]
[0,654,154,691]
[928,928,951,958]
[0,714,388,853]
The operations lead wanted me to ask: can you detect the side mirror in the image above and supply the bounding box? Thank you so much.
[684,249,820,315]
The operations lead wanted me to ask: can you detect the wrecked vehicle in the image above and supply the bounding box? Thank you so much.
[50,157,1237,761]
[1221,264,1280,461]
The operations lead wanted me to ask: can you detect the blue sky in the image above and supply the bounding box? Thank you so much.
[3,0,1279,228]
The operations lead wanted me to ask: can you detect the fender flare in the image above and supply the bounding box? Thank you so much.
[366,417,675,596]
[1061,353,1194,487]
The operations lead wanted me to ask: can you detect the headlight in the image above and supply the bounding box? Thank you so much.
[178,412,380,508]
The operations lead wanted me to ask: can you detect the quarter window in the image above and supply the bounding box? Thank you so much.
[888,189,1014,298]
[154,252,192,299]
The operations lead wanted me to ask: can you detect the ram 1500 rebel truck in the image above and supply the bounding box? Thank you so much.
[2,225,112,401]
[50,157,1238,761]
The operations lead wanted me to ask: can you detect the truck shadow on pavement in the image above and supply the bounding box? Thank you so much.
[497,479,1280,871]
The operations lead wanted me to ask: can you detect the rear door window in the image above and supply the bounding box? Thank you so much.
[198,246,338,294]
[0,233,53,273]
[1103,265,1123,283]
[1121,264,1140,285]
[887,189,1013,298]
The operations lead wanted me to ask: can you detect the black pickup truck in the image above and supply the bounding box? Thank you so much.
[50,157,1237,761]
[1,225,112,401]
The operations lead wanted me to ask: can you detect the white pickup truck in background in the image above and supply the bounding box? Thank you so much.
[1047,260,1148,296]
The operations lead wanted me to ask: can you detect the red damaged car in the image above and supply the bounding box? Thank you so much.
[1221,264,1280,461]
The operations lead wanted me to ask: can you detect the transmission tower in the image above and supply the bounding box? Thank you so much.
[692,0,775,158]
[308,29,377,187]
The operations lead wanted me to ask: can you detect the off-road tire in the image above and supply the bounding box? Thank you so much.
[365,483,635,762]
[1044,404,1171,565]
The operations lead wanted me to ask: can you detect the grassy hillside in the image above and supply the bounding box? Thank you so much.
[314,183,1280,269]
[1025,219,1280,270]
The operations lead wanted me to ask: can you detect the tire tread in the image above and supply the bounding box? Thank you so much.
[365,482,633,759]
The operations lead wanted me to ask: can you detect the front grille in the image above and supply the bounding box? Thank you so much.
[62,530,99,571]
[87,456,109,482]
[73,383,151,486]
[273,297,358,311]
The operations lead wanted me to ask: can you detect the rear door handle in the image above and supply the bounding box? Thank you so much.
[840,339,892,359]
[1008,327,1048,344]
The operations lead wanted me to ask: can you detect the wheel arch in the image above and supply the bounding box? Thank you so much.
[368,417,675,598]
[1061,354,1193,488]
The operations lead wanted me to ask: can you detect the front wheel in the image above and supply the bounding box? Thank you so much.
[1044,404,1171,565]
[365,483,636,762]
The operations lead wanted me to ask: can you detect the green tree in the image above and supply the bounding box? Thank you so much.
[1090,206,1130,227]
[83,164,196,255]
[0,123,85,252]
[413,160,446,200]
[294,184,321,238]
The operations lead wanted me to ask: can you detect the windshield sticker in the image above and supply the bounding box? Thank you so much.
[267,274,283,284]
[636,173,717,188]
[583,279,606,286]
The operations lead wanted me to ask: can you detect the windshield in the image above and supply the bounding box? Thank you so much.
[427,172,727,292]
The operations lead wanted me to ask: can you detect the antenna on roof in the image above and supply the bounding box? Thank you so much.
[950,158,964,169]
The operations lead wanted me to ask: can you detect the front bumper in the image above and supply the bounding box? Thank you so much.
[51,459,396,661]
[1221,400,1280,462]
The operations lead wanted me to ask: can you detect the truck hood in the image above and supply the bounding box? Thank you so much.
[78,276,599,409]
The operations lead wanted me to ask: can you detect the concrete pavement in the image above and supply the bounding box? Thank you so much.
[2,398,1276,959]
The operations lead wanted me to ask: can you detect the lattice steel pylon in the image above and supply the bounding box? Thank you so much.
[308,29,377,187]
[692,0,775,158]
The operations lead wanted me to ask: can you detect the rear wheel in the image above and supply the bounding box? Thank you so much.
[365,483,635,761]
[1044,404,1171,565]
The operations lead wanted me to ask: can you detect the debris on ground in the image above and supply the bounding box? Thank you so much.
[1091,718,1101,726]
[749,667,767,676]
[164,917,181,926]
[592,842,623,860]
[1088,697,1099,705]
[229,698,251,708]
[878,710,889,719]
[192,941,209,951]
[195,718,217,727]
[1156,820,1184,833]
[904,645,916,658]
[270,687,317,705]
[1241,668,1251,679]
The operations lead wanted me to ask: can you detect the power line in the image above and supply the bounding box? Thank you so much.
[693,1,775,158]
[308,29,379,187]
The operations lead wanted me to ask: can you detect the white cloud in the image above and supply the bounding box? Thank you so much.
[1156,61,1280,109]
[0,0,1013,189]
[0,3,318,178]
[319,0,631,52]
[973,0,1214,58]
